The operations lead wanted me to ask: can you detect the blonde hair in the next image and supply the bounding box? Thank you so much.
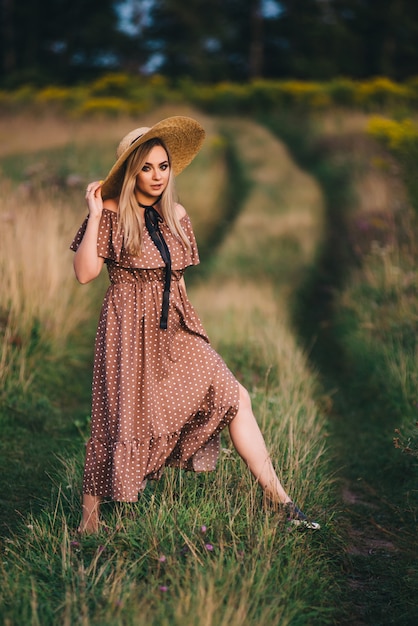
[117,139,191,256]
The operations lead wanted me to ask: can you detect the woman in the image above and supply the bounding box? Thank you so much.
[71,116,320,533]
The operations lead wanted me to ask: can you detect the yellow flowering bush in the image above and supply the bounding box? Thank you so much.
[1,74,418,115]
[355,77,411,108]
[279,80,332,108]
[367,115,418,151]
[187,81,251,113]
[35,86,72,103]
[9,85,37,105]
[188,79,333,112]
[34,86,85,108]
[89,72,176,109]
[89,72,134,97]
[74,97,132,117]
[367,114,418,211]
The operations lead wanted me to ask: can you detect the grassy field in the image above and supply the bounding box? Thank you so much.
[262,109,418,624]
[0,107,336,625]
[0,104,416,625]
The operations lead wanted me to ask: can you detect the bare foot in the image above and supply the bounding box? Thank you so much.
[79,494,101,534]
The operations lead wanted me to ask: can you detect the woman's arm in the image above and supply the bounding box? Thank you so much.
[73,181,105,284]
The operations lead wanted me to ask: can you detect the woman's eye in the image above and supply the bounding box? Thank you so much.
[142,165,150,172]
[160,163,169,171]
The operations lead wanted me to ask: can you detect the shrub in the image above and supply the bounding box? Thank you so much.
[34,86,84,110]
[89,72,135,97]
[326,77,358,106]
[355,77,411,109]
[74,97,133,117]
[367,115,418,152]
[279,80,331,109]
[187,81,252,113]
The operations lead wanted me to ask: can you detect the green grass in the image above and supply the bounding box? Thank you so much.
[0,323,95,536]
[0,114,336,625]
[1,103,417,626]
[262,111,418,625]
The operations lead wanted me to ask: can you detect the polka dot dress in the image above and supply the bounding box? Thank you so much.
[70,208,240,501]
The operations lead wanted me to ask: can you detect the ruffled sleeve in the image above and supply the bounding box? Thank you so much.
[69,210,123,261]
[70,209,200,270]
[179,214,200,268]
[69,217,88,252]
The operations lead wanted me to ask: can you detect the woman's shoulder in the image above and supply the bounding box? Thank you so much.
[174,202,187,221]
[103,197,119,214]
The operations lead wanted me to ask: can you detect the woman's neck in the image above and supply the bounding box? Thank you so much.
[135,191,161,208]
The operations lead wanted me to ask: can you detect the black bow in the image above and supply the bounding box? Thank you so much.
[142,203,171,330]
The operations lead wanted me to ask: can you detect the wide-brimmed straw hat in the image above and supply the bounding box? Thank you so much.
[101,115,205,199]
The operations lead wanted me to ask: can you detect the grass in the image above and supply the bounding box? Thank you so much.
[0,180,95,391]
[0,100,417,624]
[262,109,418,624]
[0,110,335,624]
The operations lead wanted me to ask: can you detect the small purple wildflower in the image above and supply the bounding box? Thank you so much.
[356,218,369,232]
[159,585,168,592]
[201,525,207,533]
[98,545,105,553]
[158,555,167,563]
[70,540,80,549]
[205,543,214,551]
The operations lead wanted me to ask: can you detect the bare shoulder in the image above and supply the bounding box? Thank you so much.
[103,197,119,213]
[175,202,187,219]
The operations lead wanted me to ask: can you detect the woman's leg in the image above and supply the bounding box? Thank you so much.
[79,494,101,533]
[228,383,291,505]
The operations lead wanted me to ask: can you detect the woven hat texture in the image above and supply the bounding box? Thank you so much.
[101,116,205,199]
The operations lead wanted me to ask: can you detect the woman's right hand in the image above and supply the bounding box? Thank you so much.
[74,180,106,283]
[85,180,104,219]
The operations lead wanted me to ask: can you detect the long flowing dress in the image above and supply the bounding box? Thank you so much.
[70,208,240,501]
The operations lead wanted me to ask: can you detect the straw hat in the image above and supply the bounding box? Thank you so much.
[101,116,205,199]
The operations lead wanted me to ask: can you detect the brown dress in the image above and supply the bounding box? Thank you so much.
[70,208,240,501]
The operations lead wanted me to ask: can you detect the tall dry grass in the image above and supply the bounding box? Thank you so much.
[0,179,93,387]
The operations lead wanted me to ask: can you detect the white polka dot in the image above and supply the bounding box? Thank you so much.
[70,209,240,501]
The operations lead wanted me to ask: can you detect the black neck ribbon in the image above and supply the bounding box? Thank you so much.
[140,199,171,330]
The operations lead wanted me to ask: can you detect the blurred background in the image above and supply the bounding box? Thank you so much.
[0,3,417,625]
[1,0,418,87]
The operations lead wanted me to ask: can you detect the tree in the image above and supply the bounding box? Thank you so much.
[142,0,275,82]
[334,0,418,79]
[2,0,418,85]
[0,0,136,85]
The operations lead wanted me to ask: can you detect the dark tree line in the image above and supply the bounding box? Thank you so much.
[1,0,418,86]
[0,0,144,86]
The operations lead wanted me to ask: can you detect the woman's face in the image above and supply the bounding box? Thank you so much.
[135,144,170,203]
